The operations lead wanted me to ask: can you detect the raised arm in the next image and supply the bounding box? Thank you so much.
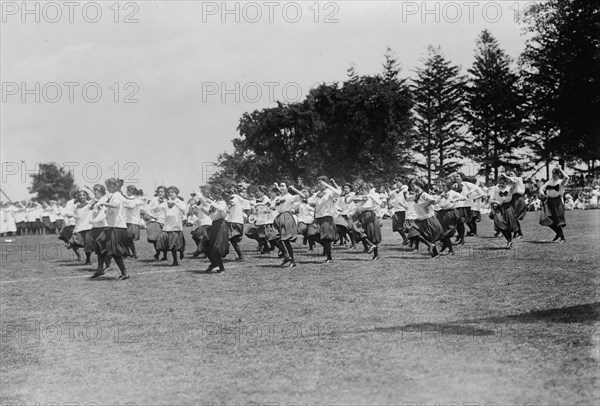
[322,179,342,196]
[558,168,570,186]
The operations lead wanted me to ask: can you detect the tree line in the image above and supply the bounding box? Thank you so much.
[212,0,599,188]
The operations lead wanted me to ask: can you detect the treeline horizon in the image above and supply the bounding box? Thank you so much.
[210,0,599,189]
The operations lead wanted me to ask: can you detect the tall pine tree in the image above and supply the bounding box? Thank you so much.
[520,0,600,177]
[412,46,467,187]
[465,30,527,183]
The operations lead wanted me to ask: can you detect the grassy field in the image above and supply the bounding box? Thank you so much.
[1,210,599,406]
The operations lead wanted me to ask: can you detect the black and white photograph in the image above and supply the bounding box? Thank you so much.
[1,1,599,405]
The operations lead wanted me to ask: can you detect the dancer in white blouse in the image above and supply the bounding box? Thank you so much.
[540,167,569,243]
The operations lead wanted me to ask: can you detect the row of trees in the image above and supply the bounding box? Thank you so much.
[212,0,599,188]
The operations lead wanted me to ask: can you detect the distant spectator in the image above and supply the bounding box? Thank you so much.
[589,184,600,208]
[564,194,574,210]
[574,193,587,210]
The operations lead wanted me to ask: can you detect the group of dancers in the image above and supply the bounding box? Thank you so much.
[0,167,571,279]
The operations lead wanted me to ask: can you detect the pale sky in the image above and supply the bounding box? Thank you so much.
[1,0,534,201]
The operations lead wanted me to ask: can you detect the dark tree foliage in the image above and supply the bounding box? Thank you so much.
[520,0,600,177]
[412,46,467,188]
[28,163,76,201]
[464,30,528,183]
[214,50,414,187]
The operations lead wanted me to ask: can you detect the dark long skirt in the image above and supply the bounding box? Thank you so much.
[360,211,382,244]
[414,217,444,243]
[297,221,311,236]
[273,212,297,241]
[228,222,244,242]
[511,194,528,221]
[205,219,230,258]
[493,203,518,232]
[146,221,163,243]
[546,197,566,228]
[192,224,211,249]
[352,214,366,240]
[403,219,420,239]
[98,227,129,258]
[436,208,461,238]
[342,215,355,231]
[308,216,338,242]
[157,230,185,251]
[59,225,75,244]
[334,215,349,230]
[264,224,280,242]
[90,227,105,255]
[70,230,95,253]
[55,219,65,230]
[392,211,406,232]
[455,207,471,224]
[244,223,259,241]
[126,223,140,242]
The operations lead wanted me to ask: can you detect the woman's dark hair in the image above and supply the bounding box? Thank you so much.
[93,184,106,195]
[412,179,427,191]
[552,168,564,178]
[105,178,124,190]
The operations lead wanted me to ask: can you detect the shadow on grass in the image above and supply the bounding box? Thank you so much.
[366,303,600,339]
[138,259,160,263]
[475,246,510,251]
[187,270,224,275]
[85,276,116,282]
[477,302,600,324]
[377,323,496,336]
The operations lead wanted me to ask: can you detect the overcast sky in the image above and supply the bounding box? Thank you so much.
[1,1,534,201]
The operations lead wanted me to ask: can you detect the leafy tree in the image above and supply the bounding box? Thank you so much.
[412,46,467,187]
[211,50,415,187]
[464,30,528,182]
[520,0,600,177]
[29,163,76,201]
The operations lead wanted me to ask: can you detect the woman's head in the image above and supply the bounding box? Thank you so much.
[497,176,508,188]
[78,190,89,202]
[105,178,124,193]
[551,167,563,180]
[317,176,328,191]
[394,177,404,189]
[93,184,106,199]
[256,185,267,198]
[168,186,179,199]
[126,185,140,197]
[155,186,166,199]
[410,179,426,193]
[278,182,288,194]
[211,185,224,200]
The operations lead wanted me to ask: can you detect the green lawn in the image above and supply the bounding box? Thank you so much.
[1,210,599,405]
